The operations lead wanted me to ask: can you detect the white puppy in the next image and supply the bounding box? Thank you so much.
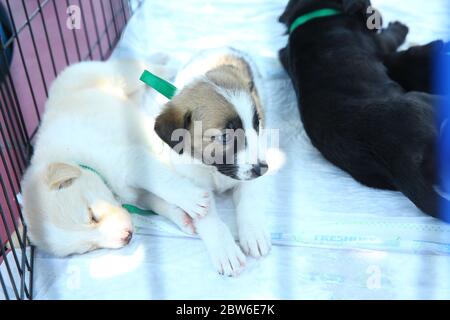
[22,59,210,256]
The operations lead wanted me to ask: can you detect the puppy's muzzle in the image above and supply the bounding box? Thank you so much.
[123,230,133,244]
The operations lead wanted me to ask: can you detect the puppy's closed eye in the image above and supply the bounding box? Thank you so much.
[88,207,99,224]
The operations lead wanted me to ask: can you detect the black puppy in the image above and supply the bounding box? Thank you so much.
[279,0,448,219]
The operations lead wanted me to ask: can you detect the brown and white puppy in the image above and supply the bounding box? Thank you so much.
[156,48,267,180]
[153,48,272,276]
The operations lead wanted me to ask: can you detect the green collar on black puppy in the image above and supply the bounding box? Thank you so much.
[289,8,341,34]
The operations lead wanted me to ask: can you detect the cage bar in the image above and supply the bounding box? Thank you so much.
[0,0,143,300]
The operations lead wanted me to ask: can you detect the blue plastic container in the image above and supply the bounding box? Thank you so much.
[438,42,450,220]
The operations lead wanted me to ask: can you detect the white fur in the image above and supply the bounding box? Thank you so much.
[216,87,261,180]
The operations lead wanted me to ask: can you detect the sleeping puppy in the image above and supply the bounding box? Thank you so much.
[22,59,210,256]
[153,48,272,275]
[279,0,449,219]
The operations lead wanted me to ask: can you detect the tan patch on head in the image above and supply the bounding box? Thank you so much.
[206,65,248,91]
[182,81,240,157]
[208,54,254,87]
[206,54,264,127]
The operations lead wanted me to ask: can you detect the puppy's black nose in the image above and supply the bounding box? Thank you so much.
[123,231,133,244]
[251,162,269,177]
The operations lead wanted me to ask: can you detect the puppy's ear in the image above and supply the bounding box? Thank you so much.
[279,0,300,24]
[206,68,235,88]
[46,163,82,190]
[154,102,191,152]
[207,66,256,94]
[206,67,248,91]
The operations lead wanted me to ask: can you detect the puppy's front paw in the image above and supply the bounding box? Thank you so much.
[164,205,196,235]
[387,21,409,40]
[209,240,246,277]
[239,222,271,258]
[198,218,246,276]
[176,188,211,220]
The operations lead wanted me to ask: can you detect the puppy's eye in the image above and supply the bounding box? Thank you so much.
[88,207,99,224]
[216,133,232,144]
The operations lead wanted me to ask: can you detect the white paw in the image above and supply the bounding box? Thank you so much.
[165,206,196,235]
[238,222,271,258]
[176,188,210,220]
[196,214,245,276]
[208,239,246,277]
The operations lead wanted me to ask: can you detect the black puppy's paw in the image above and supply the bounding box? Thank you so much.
[387,21,409,40]
[343,0,371,15]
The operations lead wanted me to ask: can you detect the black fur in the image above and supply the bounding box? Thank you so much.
[279,0,449,219]
[252,109,260,132]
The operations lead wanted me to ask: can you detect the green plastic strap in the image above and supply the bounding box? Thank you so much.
[289,8,341,34]
[121,204,157,216]
[140,70,177,100]
[78,164,156,216]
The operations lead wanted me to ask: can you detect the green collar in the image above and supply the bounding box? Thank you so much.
[78,164,156,216]
[140,70,177,100]
[289,8,341,34]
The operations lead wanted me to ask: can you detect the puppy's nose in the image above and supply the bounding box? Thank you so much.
[123,231,133,244]
[251,162,269,177]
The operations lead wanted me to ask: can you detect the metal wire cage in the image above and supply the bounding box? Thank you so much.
[0,0,142,300]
